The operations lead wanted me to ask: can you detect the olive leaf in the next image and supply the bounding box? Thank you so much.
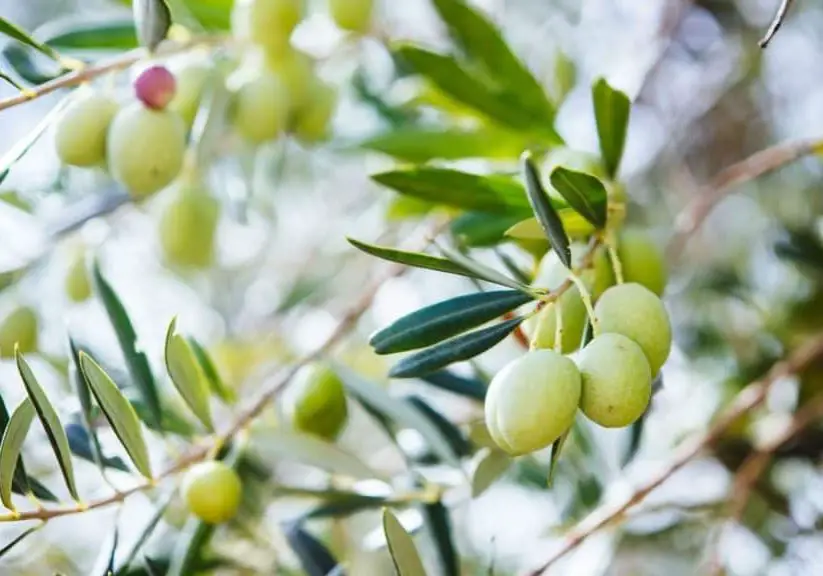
[0,398,35,510]
[79,352,153,478]
[521,152,571,268]
[0,16,62,62]
[547,427,572,487]
[347,237,478,280]
[405,396,471,458]
[420,370,486,401]
[592,77,631,178]
[0,524,42,559]
[388,317,524,379]
[164,318,213,431]
[65,421,129,473]
[383,508,428,576]
[422,501,459,576]
[16,351,79,501]
[187,337,235,403]
[549,167,608,229]
[284,522,343,576]
[68,336,106,474]
[437,245,531,291]
[470,448,511,498]
[370,290,533,355]
[133,0,172,51]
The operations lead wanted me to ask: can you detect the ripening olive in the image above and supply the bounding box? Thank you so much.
[594,283,672,376]
[0,306,38,358]
[265,48,316,108]
[614,229,667,297]
[329,0,374,34]
[159,184,220,269]
[285,363,348,441]
[577,333,652,427]
[231,71,291,143]
[484,349,581,455]
[54,90,118,167]
[181,461,243,524]
[293,80,337,143]
[106,103,186,198]
[65,250,92,303]
[529,288,587,353]
[134,65,176,110]
[232,0,305,51]
[168,63,211,127]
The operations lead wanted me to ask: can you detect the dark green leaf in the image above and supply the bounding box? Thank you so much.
[389,317,523,379]
[284,522,343,576]
[422,501,459,576]
[450,212,525,247]
[115,492,173,574]
[405,396,471,458]
[521,152,570,268]
[0,16,61,61]
[371,290,532,355]
[0,393,36,502]
[0,68,23,90]
[360,126,526,162]
[80,353,153,478]
[347,237,478,280]
[164,318,213,431]
[92,261,162,429]
[622,411,646,468]
[549,168,608,229]
[0,525,41,559]
[383,508,427,576]
[547,427,571,487]
[68,336,107,474]
[592,78,631,178]
[187,337,235,403]
[27,477,57,502]
[301,493,388,520]
[470,448,511,497]
[166,518,214,576]
[430,0,554,126]
[1,43,62,85]
[437,245,529,291]
[90,516,119,576]
[35,16,137,50]
[66,421,130,472]
[0,398,35,510]
[420,370,486,401]
[16,352,79,500]
[372,167,531,214]
[335,366,460,466]
[133,0,171,51]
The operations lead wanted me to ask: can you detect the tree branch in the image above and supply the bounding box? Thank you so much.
[760,0,794,49]
[522,333,823,576]
[0,217,449,523]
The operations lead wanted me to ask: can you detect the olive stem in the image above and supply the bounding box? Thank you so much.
[553,303,564,354]
[569,274,599,337]
[605,230,624,285]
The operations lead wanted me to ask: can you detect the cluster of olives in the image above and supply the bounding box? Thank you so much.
[485,230,672,456]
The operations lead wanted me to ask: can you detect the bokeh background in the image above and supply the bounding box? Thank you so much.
[1,0,823,575]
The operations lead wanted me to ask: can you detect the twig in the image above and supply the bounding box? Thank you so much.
[522,332,823,576]
[705,392,823,575]
[0,34,227,113]
[0,218,449,523]
[759,0,794,48]
[667,137,823,261]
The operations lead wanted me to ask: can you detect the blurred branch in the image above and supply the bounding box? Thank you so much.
[523,332,823,576]
[0,217,450,524]
[0,34,228,113]
[759,0,794,48]
[667,137,823,260]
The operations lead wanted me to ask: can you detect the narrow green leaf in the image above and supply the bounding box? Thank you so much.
[383,508,427,576]
[0,16,61,61]
[360,126,526,162]
[68,337,106,474]
[420,370,486,401]
[389,317,523,379]
[0,398,35,510]
[1,43,62,86]
[521,152,571,268]
[252,429,378,480]
[79,353,153,478]
[422,501,459,576]
[92,261,162,429]
[0,393,31,502]
[284,522,342,576]
[592,78,631,178]
[547,427,571,487]
[430,0,554,126]
[438,245,530,291]
[301,492,388,520]
[405,396,471,458]
[187,337,235,403]
[133,0,172,51]
[16,352,79,501]
[371,290,532,354]
[116,492,174,573]
[164,318,213,431]
[372,167,531,214]
[335,366,461,467]
[0,68,23,90]
[35,16,137,50]
[347,237,478,280]
[0,95,72,185]
[450,211,525,247]
[549,167,608,228]
[90,516,119,576]
[66,421,129,472]
[622,409,647,468]
[166,517,215,576]
[471,448,511,497]
[0,524,41,559]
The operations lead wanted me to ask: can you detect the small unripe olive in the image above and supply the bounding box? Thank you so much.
[54,90,118,167]
[159,183,220,269]
[232,0,305,50]
[106,103,186,198]
[181,461,242,524]
[594,283,672,376]
[484,350,581,455]
[285,363,349,441]
[528,288,587,353]
[168,63,211,128]
[0,306,38,358]
[134,65,176,110]
[65,250,92,303]
[231,71,290,143]
[329,0,374,33]
[615,229,667,296]
[293,80,337,144]
[265,48,316,108]
[577,333,652,428]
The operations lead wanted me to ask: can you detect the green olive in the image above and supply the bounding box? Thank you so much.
[159,183,220,269]
[181,461,243,524]
[614,229,667,296]
[231,70,291,143]
[285,363,348,441]
[0,306,38,358]
[65,250,92,303]
[232,0,305,50]
[55,90,118,167]
[168,63,211,128]
[293,80,337,144]
[329,0,374,33]
[265,48,316,109]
